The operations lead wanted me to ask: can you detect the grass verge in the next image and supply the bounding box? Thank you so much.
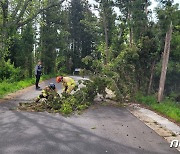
[135,93,180,123]
[0,74,55,98]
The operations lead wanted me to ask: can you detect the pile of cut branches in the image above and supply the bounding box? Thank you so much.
[18,78,110,115]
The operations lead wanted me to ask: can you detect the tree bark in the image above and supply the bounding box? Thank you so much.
[1,0,8,58]
[129,27,133,46]
[128,0,133,46]
[102,9,109,65]
[148,60,155,95]
[157,22,172,102]
[144,0,148,15]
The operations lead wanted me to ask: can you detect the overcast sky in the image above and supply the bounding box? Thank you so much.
[88,0,180,18]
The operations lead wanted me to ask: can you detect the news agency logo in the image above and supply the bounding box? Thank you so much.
[170,140,180,148]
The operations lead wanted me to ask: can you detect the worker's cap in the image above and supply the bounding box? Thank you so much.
[56,76,63,83]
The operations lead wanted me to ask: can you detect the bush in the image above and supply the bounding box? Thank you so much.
[168,92,180,102]
[0,60,22,81]
[135,93,157,105]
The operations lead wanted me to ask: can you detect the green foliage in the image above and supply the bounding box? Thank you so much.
[82,45,141,102]
[156,1,179,32]
[40,0,59,74]
[0,0,179,107]
[0,60,22,81]
[105,46,139,101]
[168,92,180,102]
[60,102,73,115]
[0,74,55,98]
[92,76,110,98]
[135,93,157,105]
[131,0,149,41]
[82,55,104,73]
[68,0,97,68]
[18,76,112,115]
[0,78,34,98]
[98,0,116,45]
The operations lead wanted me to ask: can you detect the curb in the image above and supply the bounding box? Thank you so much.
[128,103,180,152]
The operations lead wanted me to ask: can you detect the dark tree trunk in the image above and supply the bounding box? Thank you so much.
[148,60,155,95]
[128,0,133,47]
[102,9,109,65]
[1,0,9,58]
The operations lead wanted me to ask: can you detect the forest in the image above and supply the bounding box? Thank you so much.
[0,0,179,111]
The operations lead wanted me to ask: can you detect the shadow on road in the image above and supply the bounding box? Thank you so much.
[0,106,178,154]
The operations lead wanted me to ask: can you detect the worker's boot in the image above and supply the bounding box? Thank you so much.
[35,98,40,103]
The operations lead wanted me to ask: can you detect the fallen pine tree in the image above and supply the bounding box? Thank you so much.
[18,76,112,115]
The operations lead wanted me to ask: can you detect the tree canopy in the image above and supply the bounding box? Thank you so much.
[0,0,179,102]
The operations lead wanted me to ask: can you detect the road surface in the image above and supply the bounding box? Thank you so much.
[0,77,179,154]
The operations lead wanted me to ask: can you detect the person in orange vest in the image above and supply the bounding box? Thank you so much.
[56,76,76,94]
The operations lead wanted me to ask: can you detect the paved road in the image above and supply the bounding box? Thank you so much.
[0,77,179,154]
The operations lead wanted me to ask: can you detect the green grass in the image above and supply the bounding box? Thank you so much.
[0,74,55,98]
[135,93,180,123]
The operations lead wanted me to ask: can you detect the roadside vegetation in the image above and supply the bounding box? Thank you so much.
[135,93,180,123]
[0,74,56,98]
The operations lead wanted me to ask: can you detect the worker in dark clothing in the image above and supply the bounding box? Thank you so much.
[35,60,43,90]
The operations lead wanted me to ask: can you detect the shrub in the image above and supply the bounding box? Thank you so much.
[0,60,22,81]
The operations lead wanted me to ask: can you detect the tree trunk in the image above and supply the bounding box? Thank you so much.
[129,27,133,46]
[102,9,109,65]
[148,60,155,95]
[128,0,133,46]
[157,22,172,102]
[1,0,9,58]
[144,0,148,15]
